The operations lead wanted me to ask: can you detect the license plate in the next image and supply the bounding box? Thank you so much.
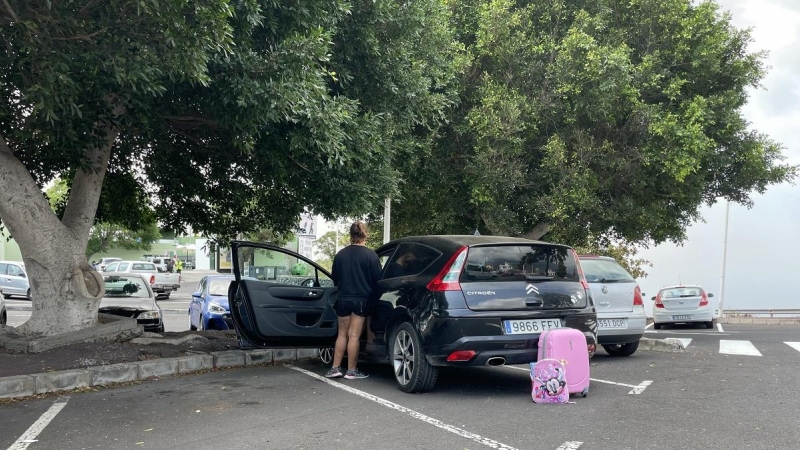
[503,319,562,335]
[672,315,692,320]
[598,318,627,329]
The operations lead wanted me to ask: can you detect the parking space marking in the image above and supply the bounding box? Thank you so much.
[556,442,583,449]
[644,322,653,330]
[673,338,692,348]
[627,380,653,395]
[719,340,762,356]
[785,342,800,353]
[502,365,650,393]
[717,323,724,332]
[288,365,520,450]
[7,399,68,450]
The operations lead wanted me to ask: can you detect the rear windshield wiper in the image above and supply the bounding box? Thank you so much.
[598,278,627,283]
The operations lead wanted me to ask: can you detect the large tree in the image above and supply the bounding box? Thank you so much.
[390,0,795,246]
[0,0,458,336]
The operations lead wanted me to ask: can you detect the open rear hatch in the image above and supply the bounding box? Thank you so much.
[459,244,587,311]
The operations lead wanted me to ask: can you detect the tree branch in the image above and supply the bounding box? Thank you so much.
[516,222,551,241]
[1,0,18,23]
[162,115,219,128]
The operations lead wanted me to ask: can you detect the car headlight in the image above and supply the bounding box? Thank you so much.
[138,311,160,320]
[208,302,227,314]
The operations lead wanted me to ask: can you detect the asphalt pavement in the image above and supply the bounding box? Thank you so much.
[1,323,799,449]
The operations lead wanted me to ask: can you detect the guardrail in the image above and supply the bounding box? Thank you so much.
[722,309,800,318]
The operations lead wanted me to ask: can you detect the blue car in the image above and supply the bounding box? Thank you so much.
[189,275,238,331]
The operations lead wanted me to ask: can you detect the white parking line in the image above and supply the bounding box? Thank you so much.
[7,399,68,450]
[556,442,584,450]
[717,323,724,332]
[719,340,762,356]
[627,380,653,395]
[644,322,653,330]
[785,342,800,353]
[288,365,520,450]
[502,365,650,392]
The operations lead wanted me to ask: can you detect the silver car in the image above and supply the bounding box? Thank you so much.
[0,261,31,300]
[579,255,647,356]
[652,285,714,329]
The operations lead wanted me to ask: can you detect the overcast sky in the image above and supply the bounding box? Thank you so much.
[637,0,800,315]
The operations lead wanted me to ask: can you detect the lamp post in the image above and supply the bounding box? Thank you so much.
[718,201,730,318]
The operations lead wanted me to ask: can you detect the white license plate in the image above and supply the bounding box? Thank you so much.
[598,318,627,329]
[672,315,692,320]
[503,319,562,335]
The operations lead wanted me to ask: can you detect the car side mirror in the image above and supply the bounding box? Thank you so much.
[18,273,26,278]
[707,293,714,298]
[191,291,201,298]
[650,296,656,301]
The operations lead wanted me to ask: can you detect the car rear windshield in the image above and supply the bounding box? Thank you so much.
[660,287,703,298]
[460,244,579,283]
[580,258,635,283]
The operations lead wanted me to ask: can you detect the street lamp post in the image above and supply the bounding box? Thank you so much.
[718,201,730,318]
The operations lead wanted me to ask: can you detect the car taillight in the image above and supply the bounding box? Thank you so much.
[446,350,476,362]
[150,275,155,285]
[654,293,664,308]
[699,291,709,307]
[633,286,643,306]
[571,251,590,290]
[426,246,468,292]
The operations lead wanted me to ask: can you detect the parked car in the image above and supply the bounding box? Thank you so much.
[0,288,6,326]
[578,255,646,357]
[652,285,714,329]
[101,260,181,299]
[0,260,30,300]
[141,256,169,273]
[96,257,122,272]
[189,275,236,331]
[99,273,164,332]
[228,236,598,393]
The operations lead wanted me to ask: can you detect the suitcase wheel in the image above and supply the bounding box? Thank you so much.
[581,388,588,398]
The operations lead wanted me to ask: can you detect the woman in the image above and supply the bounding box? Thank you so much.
[326,221,382,380]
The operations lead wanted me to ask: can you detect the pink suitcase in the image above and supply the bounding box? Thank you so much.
[537,328,590,397]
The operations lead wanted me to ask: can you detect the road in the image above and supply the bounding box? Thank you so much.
[1,323,799,449]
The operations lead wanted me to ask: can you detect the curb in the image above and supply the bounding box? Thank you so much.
[638,337,685,353]
[0,348,320,400]
[6,306,187,314]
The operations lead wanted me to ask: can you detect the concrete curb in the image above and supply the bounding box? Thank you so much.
[638,337,685,353]
[0,347,320,400]
[0,314,141,353]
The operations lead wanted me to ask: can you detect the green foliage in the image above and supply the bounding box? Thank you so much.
[391,0,795,247]
[314,230,349,261]
[1,0,459,242]
[85,222,161,260]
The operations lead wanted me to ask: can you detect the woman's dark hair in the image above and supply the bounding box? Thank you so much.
[349,221,368,244]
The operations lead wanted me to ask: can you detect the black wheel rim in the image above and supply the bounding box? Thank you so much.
[393,330,414,386]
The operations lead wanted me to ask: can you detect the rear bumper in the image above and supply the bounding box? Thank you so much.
[596,312,646,344]
[421,313,597,367]
[653,308,713,323]
[152,284,180,292]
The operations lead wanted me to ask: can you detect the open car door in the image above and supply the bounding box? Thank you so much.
[228,241,338,348]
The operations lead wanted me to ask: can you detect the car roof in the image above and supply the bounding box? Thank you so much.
[384,235,572,251]
[660,284,704,290]
[577,255,615,260]
[110,260,157,264]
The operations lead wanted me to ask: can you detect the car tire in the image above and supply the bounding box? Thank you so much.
[653,323,662,330]
[157,324,165,333]
[390,322,439,393]
[706,320,714,329]
[1,311,6,326]
[318,347,334,365]
[25,289,31,300]
[602,341,640,357]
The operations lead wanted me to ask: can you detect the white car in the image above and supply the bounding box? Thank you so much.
[579,255,647,357]
[652,285,714,329]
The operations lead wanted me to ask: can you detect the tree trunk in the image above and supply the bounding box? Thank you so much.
[516,222,551,241]
[0,130,114,337]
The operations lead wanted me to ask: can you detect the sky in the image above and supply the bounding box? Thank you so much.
[636,0,800,316]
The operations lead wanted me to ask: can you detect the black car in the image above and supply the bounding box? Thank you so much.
[229,236,597,393]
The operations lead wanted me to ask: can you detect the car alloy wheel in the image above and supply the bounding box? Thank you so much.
[391,322,438,393]
[318,348,334,365]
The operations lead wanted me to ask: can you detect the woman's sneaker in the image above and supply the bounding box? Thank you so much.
[344,369,369,379]
[325,366,343,378]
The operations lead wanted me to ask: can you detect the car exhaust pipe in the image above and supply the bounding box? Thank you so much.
[486,357,506,366]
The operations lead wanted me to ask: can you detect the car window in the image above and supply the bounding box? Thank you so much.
[0,263,6,274]
[197,277,207,296]
[103,275,150,298]
[382,243,440,279]
[661,287,703,298]
[239,246,330,287]
[579,258,634,283]
[105,263,119,272]
[6,264,23,277]
[208,279,233,296]
[461,245,579,283]
[118,262,130,271]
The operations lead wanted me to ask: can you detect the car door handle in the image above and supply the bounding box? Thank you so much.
[303,290,322,299]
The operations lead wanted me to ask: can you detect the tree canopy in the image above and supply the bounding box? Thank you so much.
[390,0,795,247]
